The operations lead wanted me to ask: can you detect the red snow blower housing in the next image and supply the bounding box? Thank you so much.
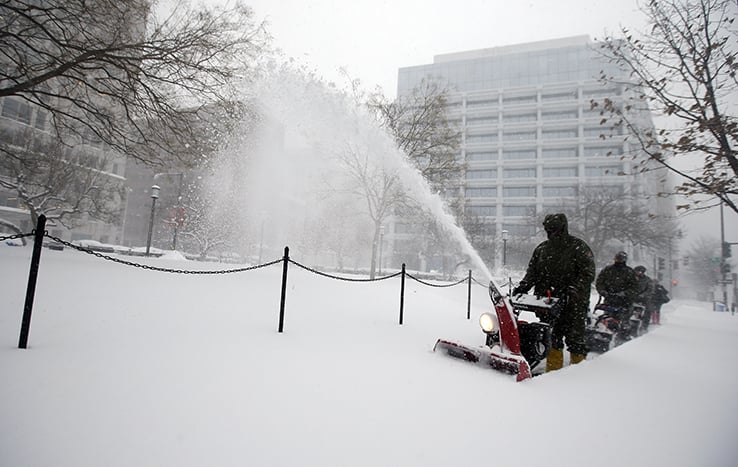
[434,281,562,381]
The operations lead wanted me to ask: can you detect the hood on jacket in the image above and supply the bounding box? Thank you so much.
[543,213,569,236]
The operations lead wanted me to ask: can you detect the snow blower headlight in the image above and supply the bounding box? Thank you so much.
[479,312,497,334]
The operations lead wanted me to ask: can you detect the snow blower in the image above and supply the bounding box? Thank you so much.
[586,300,644,353]
[433,281,560,382]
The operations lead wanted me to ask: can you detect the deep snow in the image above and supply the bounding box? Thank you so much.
[1,245,737,467]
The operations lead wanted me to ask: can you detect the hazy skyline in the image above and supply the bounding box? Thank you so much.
[211,0,736,249]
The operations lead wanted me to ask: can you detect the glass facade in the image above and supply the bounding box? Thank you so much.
[397,36,659,249]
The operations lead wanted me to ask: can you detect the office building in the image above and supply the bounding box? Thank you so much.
[396,35,674,268]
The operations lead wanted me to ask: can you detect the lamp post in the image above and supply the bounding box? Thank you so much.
[145,185,160,256]
[378,225,385,275]
[153,172,184,250]
[502,229,509,267]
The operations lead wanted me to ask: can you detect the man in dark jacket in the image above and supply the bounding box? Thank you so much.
[511,213,596,372]
[595,251,639,338]
[633,265,655,332]
[651,280,670,324]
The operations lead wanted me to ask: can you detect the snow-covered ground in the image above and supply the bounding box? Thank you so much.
[1,245,737,467]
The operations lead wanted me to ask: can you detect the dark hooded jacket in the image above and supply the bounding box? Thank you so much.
[595,263,638,308]
[518,214,596,299]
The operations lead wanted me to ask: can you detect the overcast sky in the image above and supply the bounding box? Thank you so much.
[241,0,648,98]
[202,0,736,249]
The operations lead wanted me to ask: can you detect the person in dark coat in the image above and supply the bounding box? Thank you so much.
[651,280,670,324]
[511,213,596,372]
[595,251,639,339]
[633,265,655,332]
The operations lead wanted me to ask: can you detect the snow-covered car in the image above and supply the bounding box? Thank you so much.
[43,240,65,251]
[72,239,116,253]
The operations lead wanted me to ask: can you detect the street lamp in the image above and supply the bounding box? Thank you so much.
[154,172,184,250]
[378,225,385,275]
[502,229,509,267]
[145,185,160,256]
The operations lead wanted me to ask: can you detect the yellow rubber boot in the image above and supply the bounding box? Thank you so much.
[546,348,564,373]
[570,353,586,364]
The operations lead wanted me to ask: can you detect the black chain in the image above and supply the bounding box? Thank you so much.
[7,231,489,286]
[472,276,489,287]
[0,232,34,242]
[43,234,282,274]
[289,259,402,282]
[406,273,468,288]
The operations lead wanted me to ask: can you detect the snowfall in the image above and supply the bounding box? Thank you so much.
[1,244,737,467]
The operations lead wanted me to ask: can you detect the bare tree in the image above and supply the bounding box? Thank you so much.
[368,78,464,194]
[593,0,738,213]
[340,143,404,278]
[0,0,268,166]
[530,186,678,264]
[0,126,125,228]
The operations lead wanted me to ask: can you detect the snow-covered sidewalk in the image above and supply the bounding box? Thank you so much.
[1,246,736,467]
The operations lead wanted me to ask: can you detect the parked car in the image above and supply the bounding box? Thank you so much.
[43,240,65,251]
[72,239,116,253]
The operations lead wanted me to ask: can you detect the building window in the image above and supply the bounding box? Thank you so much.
[467,205,496,216]
[1,97,32,125]
[542,186,578,197]
[503,95,537,105]
[542,110,578,120]
[584,146,623,157]
[503,168,536,179]
[542,128,578,139]
[542,147,577,159]
[34,109,48,131]
[466,116,498,126]
[467,99,497,109]
[503,113,536,123]
[503,205,533,216]
[466,133,498,144]
[466,169,497,179]
[583,126,622,138]
[583,88,620,98]
[466,152,497,161]
[543,167,578,177]
[585,165,622,177]
[503,131,536,141]
[541,91,577,102]
[502,149,536,160]
[502,186,536,197]
[466,187,497,198]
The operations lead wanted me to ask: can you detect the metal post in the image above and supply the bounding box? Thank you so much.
[278,246,290,333]
[19,215,46,349]
[399,263,406,325]
[467,270,472,320]
[145,185,160,256]
[502,229,509,267]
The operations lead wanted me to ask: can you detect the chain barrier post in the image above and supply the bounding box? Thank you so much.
[19,215,46,349]
[278,246,289,333]
[399,263,406,325]
[467,270,472,320]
